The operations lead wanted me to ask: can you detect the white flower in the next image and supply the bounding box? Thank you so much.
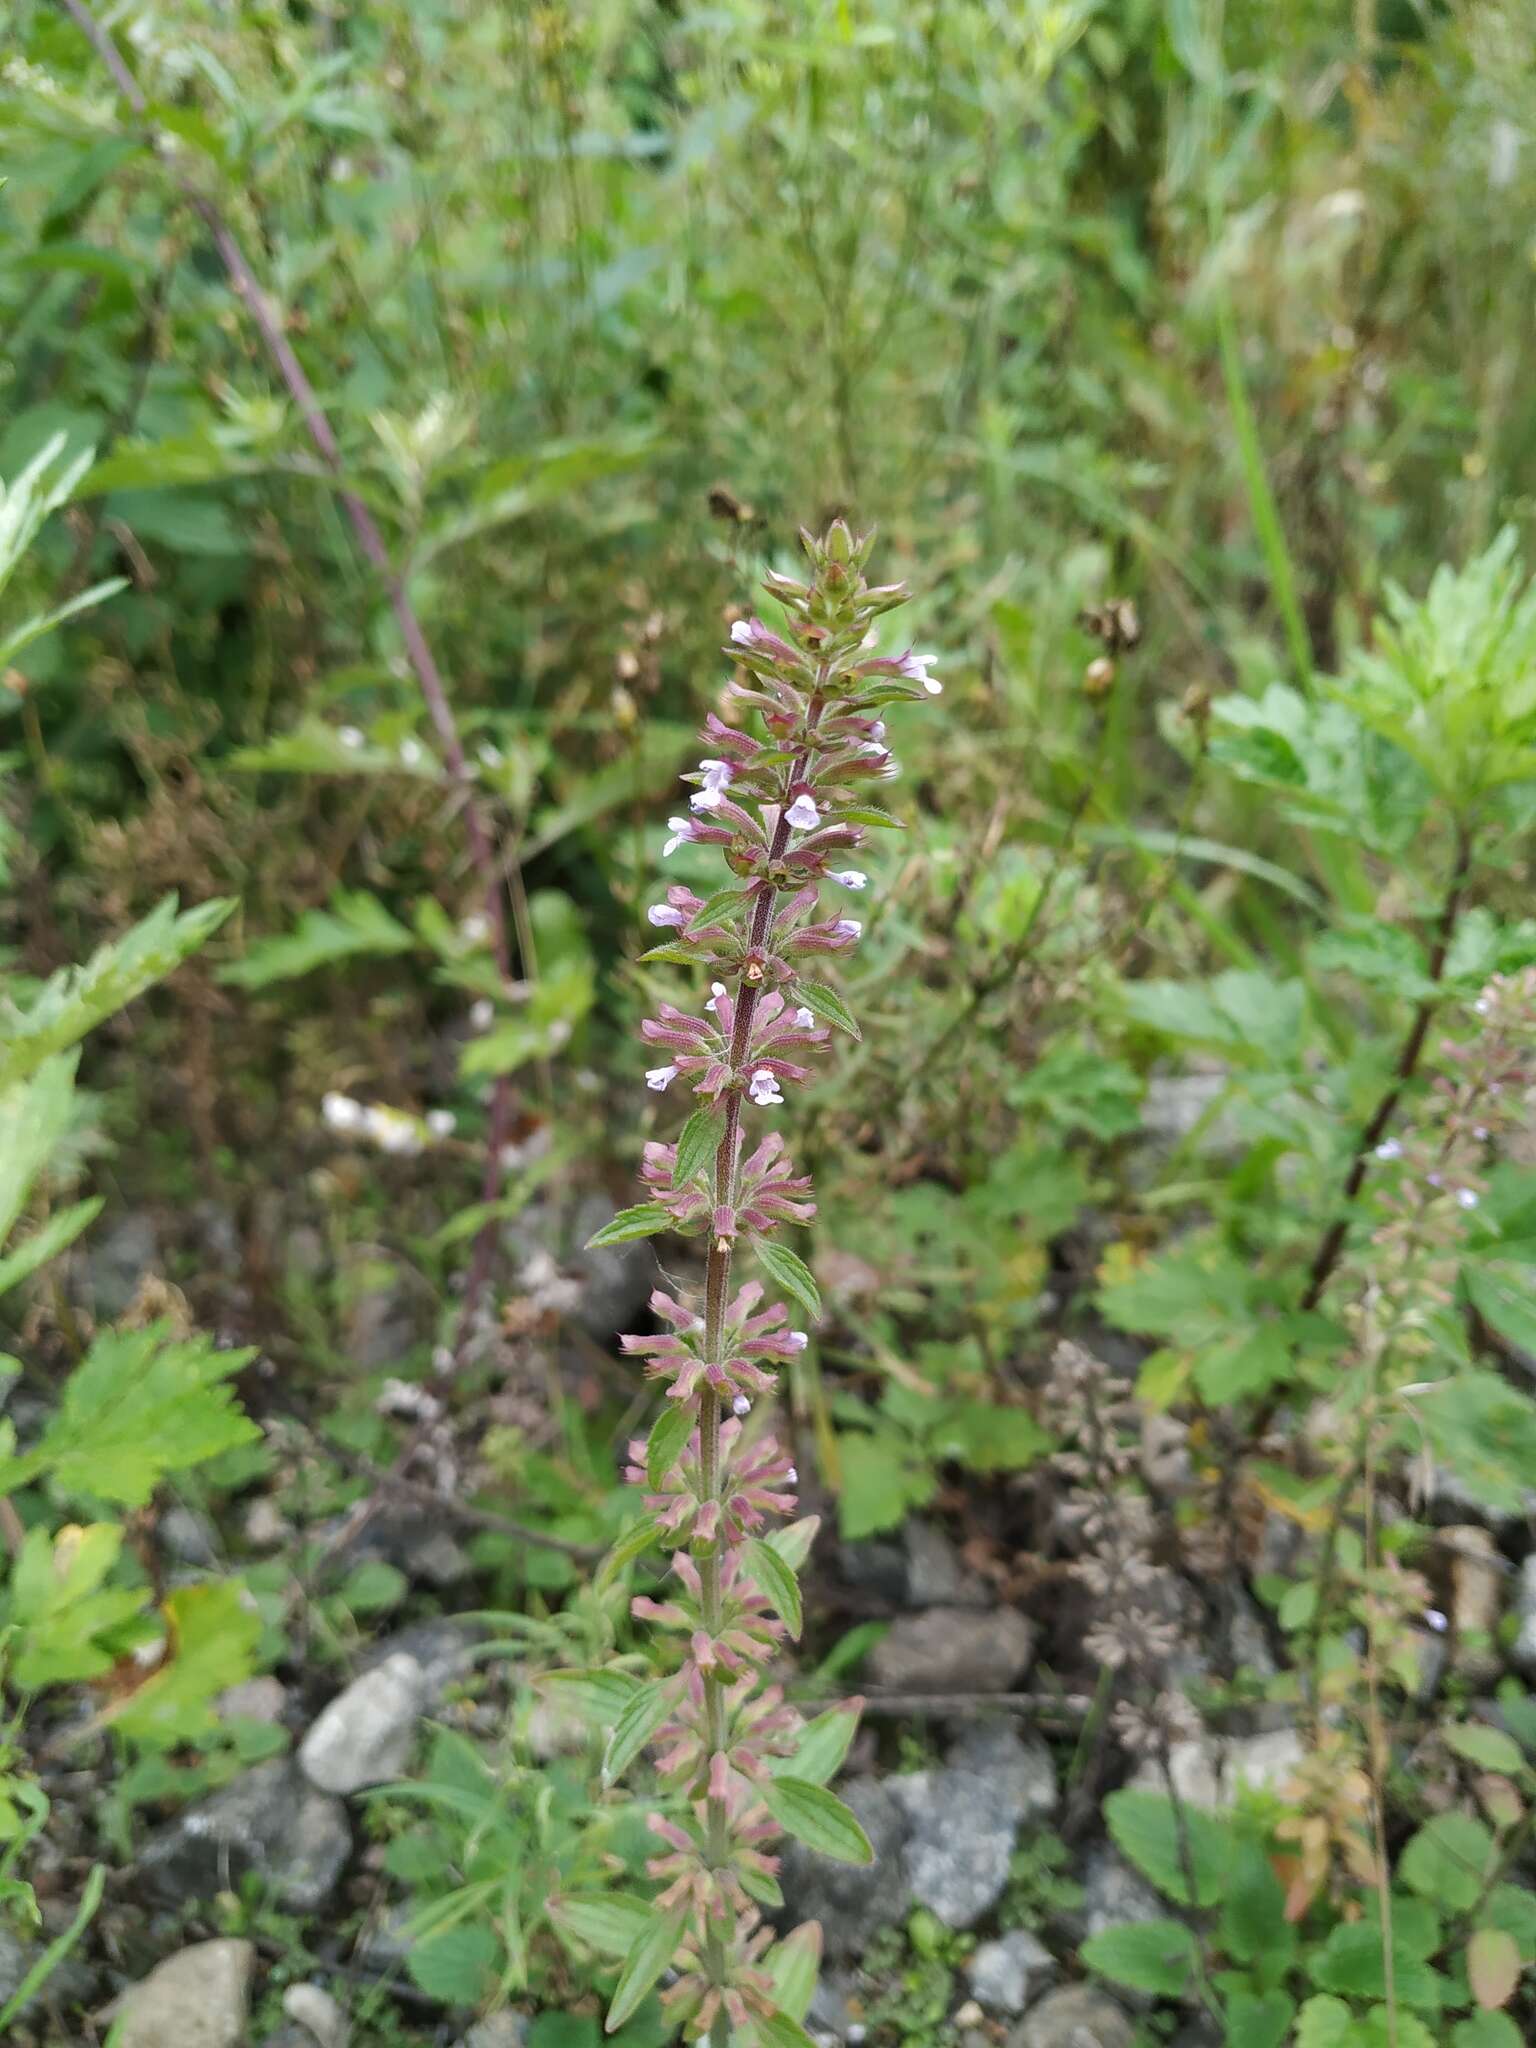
[698,757,733,793]
[648,903,686,928]
[663,815,696,857]
[646,1064,678,1092]
[831,869,866,890]
[870,720,886,740]
[748,1068,784,1106]
[862,741,886,757]
[1424,1608,1449,1633]
[1456,1187,1479,1210]
[459,911,490,945]
[690,786,725,812]
[1474,996,1492,1015]
[1374,1138,1403,1161]
[786,1466,798,1486]
[704,981,728,1013]
[399,737,425,767]
[835,918,862,939]
[785,1331,809,1352]
[794,1006,815,1028]
[730,619,754,645]
[322,1091,363,1132]
[900,650,942,695]
[373,1111,423,1156]
[785,793,820,831]
[732,1394,751,1417]
[427,1109,456,1138]
[478,742,504,769]
[338,725,365,749]
[470,998,495,1031]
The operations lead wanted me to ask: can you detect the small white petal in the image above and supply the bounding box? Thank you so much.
[338,725,365,749]
[459,912,490,944]
[1374,1138,1403,1161]
[831,869,867,889]
[470,998,495,1031]
[322,1091,362,1131]
[705,981,728,1013]
[399,738,424,766]
[691,787,724,812]
[1424,1608,1449,1633]
[648,904,686,928]
[835,918,862,939]
[785,794,820,831]
[786,1331,809,1352]
[786,1466,798,1486]
[794,1006,815,1029]
[646,1064,678,1091]
[426,1109,456,1137]
[924,676,943,696]
[1456,1187,1479,1210]
[730,619,753,645]
[732,1394,751,1417]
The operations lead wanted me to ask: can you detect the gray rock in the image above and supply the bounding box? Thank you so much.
[838,1538,909,1605]
[806,1970,855,2043]
[160,1506,219,1567]
[362,1618,483,1697]
[965,1930,1055,2015]
[1006,1983,1136,2048]
[282,1981,348,2047]
[257,2032,314,2048]
[946,1721,1058,1823]
[113,1938,254,2048]
[1447,1524,1503,1683]
[455,2018,530,2048]
[343,1257,429,1370]
[0,1922,93,2017]
[566,1194,657,1338]
[904,1523,989,1609]
[300,1653,426,1794]
[139,1758,351,1911]
[331,1507,472,1591]
[1129,1727,1304,1810]
[1512,1555,1536,1676]
[217,1675,289,1724]
[1081,1846,1165,1939]
[82,1211,160,1317]
[868,1606,1035,1694]
[889,1770,1011,1929]
[778,1778,911,1955]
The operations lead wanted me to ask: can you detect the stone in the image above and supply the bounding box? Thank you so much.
[806,1970,855,2043]
[838,1538,909,1605]
[331,1507,472,1591]
[82,1211,160,1318]
[361,1618,483,1697]
[217,1675,289,1724]
[965,1930,1055,2015]
[140,1759,351,1911]
[566,1193,657,1338]
[890,1770,1011,1929]
[244,1498,292,1548]
[904,1522,989,1609]
[1129,1727,1304,1810]
[1080,1846,1165,1939]
[868,1607,1035,1695]
[1006,1983,1136,2048]
[1511,1555,1536,1676]
[300,1653,426,1794]
[778,1778,910,1955]
[1445,1524,1503,1683]
[945,1721,1058,1823]
[113,1938,254,2048]
[455,2018,530,2048]
[160,1506,219,1567]
[343,1256,430,1370]
[283,1982,348,2047]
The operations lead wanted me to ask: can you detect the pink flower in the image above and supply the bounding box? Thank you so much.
[649,903,686,928]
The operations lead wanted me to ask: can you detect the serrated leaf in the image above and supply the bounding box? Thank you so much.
[586,1204,672,1248]
[102,1581,261,1747]
[646,1402,693,1490]
[1103,1790,1233,1907]
[603,1680,676,1785]
[1220,1990,1294,2048]
[637,941,698,966]
[765,1516,820,1570]
[0,1196,102,1300]
[551,1893,656,1959]
[537,1667,641,1727]
[755,1239,821,1322]
[595,1513,662,1590]
[1294,1995,1352,2048]
[218,889,415,990]
[836,805,905,829]
[794,980,860,1041]
[406,1921,498,2005]
[761,1777,872,1864]
[1081,1918,1198,1997]
[687,885,750,930]
[673,1106,723,1188]
[744,1536,803,1639]
[605,1906,687,2033]
[769,1703,861,1785]
[1400,1812,1496,1911]
[1453,2013,1523,2048]
[1445,1723,1525,1775]
[1469,1927,1520,2010]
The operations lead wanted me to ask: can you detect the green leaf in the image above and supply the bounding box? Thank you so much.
[836,1429,936,1540]
[586,1204,672,1248]
[793,980,860,1041]
[637,941,697,966]
[605,1906,688,2033]
[1484,1881,1536,1960]
[836,805,905,829]
[768,1704,861,1785]
[673,1106,723,1188]
[686,885,751,930]
[1119,968,1304,1064]
[1080,1918,1198,1997]
[1414,1372,1536,1516]
[603,1680,676,1785]
[1400,1812,1497,1913]
[1103,1790,1233,1908]
[744,1537,803,1640]
[104,1581,261,1747]
[1307,1918,1449,2009]
[0,1196,101,1301]
[1219,1990,1294,2048]
[19,1322,258,1508]
[1453,2014,1523,2048]
[595,1513,662,1590]
[550,1893,657,1959]
[1294,1995,1352,2048]
[1468,1926,1520,2011]
[536,1668,640,1728]
[218,889,415,990]
[755,2013,819,2048]
[764,1516,821,1570]
[1444,1723,1525,1775]
[406,1921,498,2006]
[0,896,233,1091]
[764,1922,823,2022]
[0,1054,79,1246]
[760,1778,872,1865]
[646,1402,693,1490]
[755,1239,821,1322]
[1219,1838,1292,1966]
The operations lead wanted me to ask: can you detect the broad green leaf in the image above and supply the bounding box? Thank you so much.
[550,1893,656,1959]
[744,1536,803,1639]
[646,1401,693,1490]
[686,885,751,930]
[755,2013,819,2048]
[586,1205,672,1248]
[793,980,860,1041]
[1294,1995,1352,2048]
[1453,2014,1523,2048]
[7,1523,146,1689]
[764,1516,821,1570]
[603,1680,676,1784]
[595,1513,662,1590]
[0,1053,81,1246]
[1218,1838,1292,1967]
[218,889,415,989]
[836,805,905,830]
[605,1906,687,2033]
[1103,1790,1233,1908]
[1399,1812,1497,1912]
[764,1923,823,2022]
[768,1704,861,1785]
[1468,1927,1520,2010]
[755,1239,821,1321]
[0,896,233,1091]
[537,1668,640,1728]
[1218,1991,1293,2048]
[1444,1723,1525,1775]
[0,1196,102,1299]
[406,1921,498,2006]
[1081,1918,1198,1997]
[1306,1918,1450,2010]
[103,1581,261,1747]
[673,1106,723,1188]
[760,1778,872,1865]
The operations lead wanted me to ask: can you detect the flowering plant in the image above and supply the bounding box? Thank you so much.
[562,525,939,2044]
